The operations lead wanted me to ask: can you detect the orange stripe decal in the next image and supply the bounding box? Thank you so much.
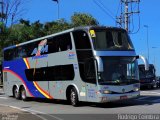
[33,82,53,99]
[23,58,53,99]
[3,69,34,97]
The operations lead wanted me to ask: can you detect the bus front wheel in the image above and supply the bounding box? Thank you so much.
[70,87,79,107]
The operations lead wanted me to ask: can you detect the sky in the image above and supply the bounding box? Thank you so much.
[23,0,160,75]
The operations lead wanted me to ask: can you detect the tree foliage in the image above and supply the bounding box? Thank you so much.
[71,13,99,27]
[2,12,98,43]
[0,0,25,27]
[0,13,99,62]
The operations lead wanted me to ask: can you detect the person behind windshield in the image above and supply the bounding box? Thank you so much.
[112,67,121,80]
[112,65,126,81]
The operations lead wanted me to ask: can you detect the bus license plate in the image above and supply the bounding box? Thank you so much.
[120,96,128,100]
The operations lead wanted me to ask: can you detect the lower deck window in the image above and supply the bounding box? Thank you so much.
[25,64,74,81]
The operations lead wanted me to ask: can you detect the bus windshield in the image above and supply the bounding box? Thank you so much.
[91,29,134,51]
[139,65,155,79]
[99,57,138,85]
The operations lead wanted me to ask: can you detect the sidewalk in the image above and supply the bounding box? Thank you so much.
[0,105,41,120]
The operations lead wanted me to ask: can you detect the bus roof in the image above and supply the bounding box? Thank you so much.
[3,26,126,51]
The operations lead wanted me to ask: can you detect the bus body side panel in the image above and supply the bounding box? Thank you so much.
[26,57,51,99]
[3,59,45,98]
[46,51,84,100]
[3,71,18,96]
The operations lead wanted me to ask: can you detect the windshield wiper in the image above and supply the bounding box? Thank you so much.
[99,79,139,85]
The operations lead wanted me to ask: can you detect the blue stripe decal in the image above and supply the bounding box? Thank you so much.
[3,59,45,98]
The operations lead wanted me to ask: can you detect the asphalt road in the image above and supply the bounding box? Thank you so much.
[0,88,160,120]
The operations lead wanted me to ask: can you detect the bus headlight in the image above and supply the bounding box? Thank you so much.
[134,87,139,92]
[99,90,112,94]
[103,90,111,94]
[133,84,140,92]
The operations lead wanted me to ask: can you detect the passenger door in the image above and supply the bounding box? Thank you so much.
[84,59,98,102]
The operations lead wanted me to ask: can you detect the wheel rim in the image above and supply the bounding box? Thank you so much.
[14,88,18,98]
[21,89,26,100]
[70,90,76,105]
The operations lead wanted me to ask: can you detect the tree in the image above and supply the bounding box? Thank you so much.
[1,13,99,47]
[0,0,26,27]
[71,12,99,27]
[31,20,45,38]
[44,19,71,35]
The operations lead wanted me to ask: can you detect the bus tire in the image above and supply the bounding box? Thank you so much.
[70,87,79,107]
[20,87,28,101]
[13,86,20,100]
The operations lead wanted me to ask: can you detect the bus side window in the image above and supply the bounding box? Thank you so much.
[25,68,45,81]
[73,31,91,49]
[45,65,74,81]
[59,33,72,51]
[17,46,27,58]
[25,65,74,81]
[4,48,17,61]
[48,33,72,54]
[48,37,59,53]
[4,50,11,61]
[25,41,39,57]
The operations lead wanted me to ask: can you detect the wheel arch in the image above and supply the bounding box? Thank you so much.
[19,84,28,95]
[66,84,79,101]
[12,84,19,96]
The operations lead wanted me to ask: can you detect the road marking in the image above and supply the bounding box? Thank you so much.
[135,96,150,100]
[141,91,160,96]
[0,104,47,120]
[141,91,160,94]
[0,96,8,99]
[23,108,63,120]
[0,104,63,120]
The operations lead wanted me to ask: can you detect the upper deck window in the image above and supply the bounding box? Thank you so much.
[91,29,134,51]
[73,30,92,49]
[3,33,72,61]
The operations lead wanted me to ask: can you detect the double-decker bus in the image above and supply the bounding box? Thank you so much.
[2,26,149,106]
[139,64,156,89]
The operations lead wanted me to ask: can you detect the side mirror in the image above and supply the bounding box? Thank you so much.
[137,55,149,71]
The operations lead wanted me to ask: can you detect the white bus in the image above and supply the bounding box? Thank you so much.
[3,26,149,106]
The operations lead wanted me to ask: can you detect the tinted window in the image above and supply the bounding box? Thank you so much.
[73,30,96,83]
[25,64,74,81]
[25,41,39,57]
[17,46,27,58]
[73,31,92,49]
[4,33,72,61]
[4,48,17,61]
[48,33,72,53]
[92,29,134,51]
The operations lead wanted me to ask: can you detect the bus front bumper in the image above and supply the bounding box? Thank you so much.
[98,91,140,103]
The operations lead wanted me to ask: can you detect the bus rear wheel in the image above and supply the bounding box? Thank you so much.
[70,88,79,107]
[20,87,28,101]
[13,86,20,99]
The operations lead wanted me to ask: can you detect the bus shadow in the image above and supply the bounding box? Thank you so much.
[140,87,160,91]
[24,95,160,108]
[90,96,160,108]
[27,97,70,106]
